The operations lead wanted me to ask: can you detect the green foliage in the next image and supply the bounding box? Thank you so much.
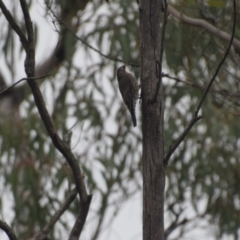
[207,0,226,7]
[164,1,240,239]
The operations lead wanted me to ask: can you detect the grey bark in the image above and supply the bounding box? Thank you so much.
[140,0,165,239]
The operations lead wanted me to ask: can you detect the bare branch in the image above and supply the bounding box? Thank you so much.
[0,75,49,96]
[0,220,17,240]
[26,0,92,236]
[163,73,240,100]
[27,82,90,200]
[165,217,188,238]
[68,195,92,240]
[168,4,240,51]
[164,115,202,165]
[1,1,92,237]
[0,0,28,50]
[194,1,236,116]
[28,188,78,240]
[164,0,236,164]
[65,23,139,68]
[165,218,189,239]
[0,0,92,239]
[45,2,139,68]
[43,188,78,234]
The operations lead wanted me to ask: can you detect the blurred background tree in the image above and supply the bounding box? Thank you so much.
[0,0,239,239]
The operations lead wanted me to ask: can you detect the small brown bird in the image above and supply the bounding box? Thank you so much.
[117,65,139,127]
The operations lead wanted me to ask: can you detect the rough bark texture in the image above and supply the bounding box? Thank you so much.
[140,0,165,239]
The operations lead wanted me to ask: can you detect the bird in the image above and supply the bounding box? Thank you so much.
[117,65,139,127]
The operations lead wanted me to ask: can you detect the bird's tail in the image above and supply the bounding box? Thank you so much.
[130,101,137,127]
[130,109,137,127]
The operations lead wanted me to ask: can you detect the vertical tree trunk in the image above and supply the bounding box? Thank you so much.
[140,0,165,239]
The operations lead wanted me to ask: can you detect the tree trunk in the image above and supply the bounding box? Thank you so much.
[140,0,165,239]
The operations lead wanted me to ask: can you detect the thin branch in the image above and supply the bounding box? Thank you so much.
[164,115,202,165]
[90,195,107,240]
[45,2,139,68]
[65,25,139,67]
[165,74,240,118]
[29,188,78,240]
[164,0,236,164]
[168,4,240,51]
[163,73,240,100]
[0,220,17,240]
[165,218,188,238]
[0,75,49,96]
[68,195,92,240]
[68,26,139,68]
[27,83,90,202]
[43,188,78,234]
[165,218,190,239]
[194,1,236,116]
[0,0,27,50]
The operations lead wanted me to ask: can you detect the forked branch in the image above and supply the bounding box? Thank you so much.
[0,1,92,239]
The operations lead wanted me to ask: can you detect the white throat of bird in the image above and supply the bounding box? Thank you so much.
[125,66,133,75]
